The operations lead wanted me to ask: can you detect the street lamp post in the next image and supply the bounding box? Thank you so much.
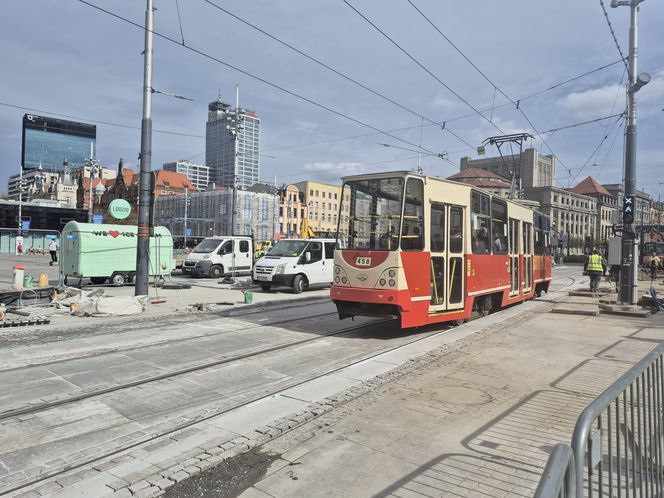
[16,167,26,254]
[183,185,189,248]
[86,159,102,223]
[135,0,155,297]
[612,0,651,305]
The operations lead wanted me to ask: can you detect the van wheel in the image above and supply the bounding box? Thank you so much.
[260,284,271,292]
[90,277,107,285]
[292,274,306,294]
[209,265,224,278]
[111,273,127,286]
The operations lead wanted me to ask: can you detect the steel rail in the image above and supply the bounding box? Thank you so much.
[2,317,452,496]
[0,308,339,375]
[0,316,391,421]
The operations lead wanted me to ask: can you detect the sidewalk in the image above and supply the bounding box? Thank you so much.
[218,279,664,497]
[0,253,331,329]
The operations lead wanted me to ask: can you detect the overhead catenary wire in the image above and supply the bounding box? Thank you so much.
[341,0,505,135]
[568,113,625,185]
[403,0,593,187]
[76,0,446,162]
[199,0,474,150]
[597,0,631,77]
[174,0,185,45]
[541,112,625,135]
[1,55,624,160]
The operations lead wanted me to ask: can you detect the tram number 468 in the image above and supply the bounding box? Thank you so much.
[356,257,372,266]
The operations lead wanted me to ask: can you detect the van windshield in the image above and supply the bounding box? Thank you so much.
[192,238,222,254]
[269,240,308,257]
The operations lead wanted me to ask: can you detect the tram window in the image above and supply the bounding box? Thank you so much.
[471,191,491,254]
[523,222,532,254]
[341,178,403,251]
[534,230,546,255]
[450,207,463,253]
[401,178,424,251]
[491,199,508,255]
[430,203,445,252]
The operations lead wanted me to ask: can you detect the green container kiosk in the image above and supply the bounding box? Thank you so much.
[61,222,174,286]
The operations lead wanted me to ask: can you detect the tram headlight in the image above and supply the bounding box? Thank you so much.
[335,276,340,283]
[341,277,347,284]
[379,278,386,286]
[388,269,396,278]
[388,279,395,287]
[335,266,341,275]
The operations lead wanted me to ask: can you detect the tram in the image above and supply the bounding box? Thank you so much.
[331,172,552,329]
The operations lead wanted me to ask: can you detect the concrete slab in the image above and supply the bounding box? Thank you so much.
[207,395,311,435]
[551,306,599,316]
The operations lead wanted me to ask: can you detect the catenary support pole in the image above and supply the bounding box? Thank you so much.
[135,0,154,296]
[618,0,644,305]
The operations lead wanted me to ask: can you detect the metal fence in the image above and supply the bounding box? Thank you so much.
[0,228,60,254]
[535,444,576,498]
[535,343,664,498]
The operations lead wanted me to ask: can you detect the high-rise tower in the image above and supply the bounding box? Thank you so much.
[205,88,260,190]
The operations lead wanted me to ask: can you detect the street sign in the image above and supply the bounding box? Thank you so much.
[186,228,192,236]
[21,220,30,231]
[623,195,635,224]
[109,199,132,220]
[92,214,103,224]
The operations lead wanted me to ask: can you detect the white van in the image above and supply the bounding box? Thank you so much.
[182,236,253,278]
[253,238,336,293]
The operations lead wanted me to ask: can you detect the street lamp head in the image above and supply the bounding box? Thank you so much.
[632,72,652,92]
[610,0,629,7]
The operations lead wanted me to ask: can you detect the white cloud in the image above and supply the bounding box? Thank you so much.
[560,84,624,118]
[431,95,457,110]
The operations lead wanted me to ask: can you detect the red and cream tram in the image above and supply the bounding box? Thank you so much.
[331,172,552,329]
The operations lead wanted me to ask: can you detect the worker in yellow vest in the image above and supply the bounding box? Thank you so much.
[585,248,605,293]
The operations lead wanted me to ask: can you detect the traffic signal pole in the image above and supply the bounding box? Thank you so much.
[135,0,154,296]
[615,0,648,305]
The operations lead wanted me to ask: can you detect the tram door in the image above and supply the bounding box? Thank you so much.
[508,219,520,296]
[430,203,465,311]
[522,222,533,293]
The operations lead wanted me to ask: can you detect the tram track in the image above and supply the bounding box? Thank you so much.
[2,272,578,495]
[2,317,450,497]
[0,306,339,375]
[0,314,389,421]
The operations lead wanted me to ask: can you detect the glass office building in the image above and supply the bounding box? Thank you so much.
[22,114,96,170]
[205,100,260,189]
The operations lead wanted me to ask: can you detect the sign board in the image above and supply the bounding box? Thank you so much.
[92,214,104,224]
[185,228,192,237]
[21,220,31,231]
[109,199,132,220]
[623,195,635,224]
[476,145,486,155]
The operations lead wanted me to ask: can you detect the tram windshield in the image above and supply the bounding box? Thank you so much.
[339,177,404,250]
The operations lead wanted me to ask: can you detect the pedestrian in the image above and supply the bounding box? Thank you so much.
[584,248,605,293]
[48,238,58,266]
[649,251,661,281]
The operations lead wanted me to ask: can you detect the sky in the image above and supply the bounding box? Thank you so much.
[1,0,663,198]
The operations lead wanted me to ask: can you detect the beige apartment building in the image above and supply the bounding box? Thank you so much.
[295,180,343,235]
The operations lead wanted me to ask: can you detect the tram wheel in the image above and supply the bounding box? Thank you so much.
[453,318,467,326]
[479,296,493,317]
